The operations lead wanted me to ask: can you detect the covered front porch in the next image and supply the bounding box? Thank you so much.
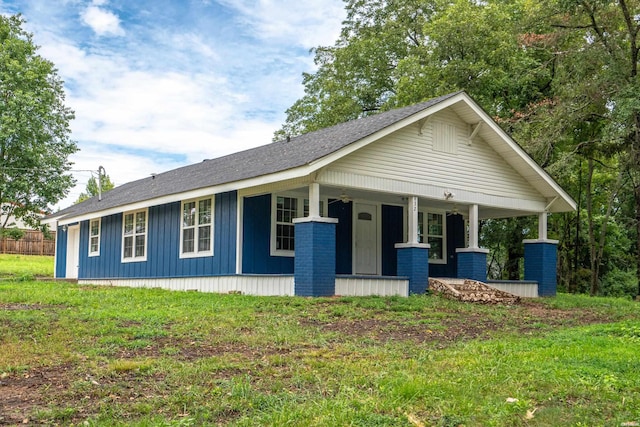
[239,181,558,298]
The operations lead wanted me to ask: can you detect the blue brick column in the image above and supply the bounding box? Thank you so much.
[524,239,558,297]
[293,218,338,297]
[456,248,489,282]
[395,243,429,294]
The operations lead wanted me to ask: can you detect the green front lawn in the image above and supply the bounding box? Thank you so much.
[0,254,54,279]
[1,279,639,426]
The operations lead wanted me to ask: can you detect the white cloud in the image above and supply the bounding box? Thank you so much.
[81,5,125,37]
[39,33,284,209]
[218,0,345,48]
[4,0,347,209]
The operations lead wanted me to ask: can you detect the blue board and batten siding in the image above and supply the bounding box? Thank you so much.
[70,191,237,279]
[242,194,355,275]
[54,224,69,278]
[240,194,462,278]
[242,194,295,274]
[328,200,352,275]
[381,205,403,276]
[58,189,465,281]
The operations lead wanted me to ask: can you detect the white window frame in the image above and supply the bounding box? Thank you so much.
[121,208,148,263]
[418,209,447,264]
[180,196,214,258]
[88,218,101,257]
[270,193,326,257]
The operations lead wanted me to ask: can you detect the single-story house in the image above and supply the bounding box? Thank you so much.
[45,91,576,297]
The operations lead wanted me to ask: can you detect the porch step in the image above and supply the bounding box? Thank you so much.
[429,278,520,304]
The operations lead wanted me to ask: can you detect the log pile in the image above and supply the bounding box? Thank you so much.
[429,278,520,304]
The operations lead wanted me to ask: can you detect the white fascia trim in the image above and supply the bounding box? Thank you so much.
[55,92,575,226]
[41,216,60,226]
[460,95,577,212]
[308,94,469,172]
[53,94,468,226]
[57,168,317,226]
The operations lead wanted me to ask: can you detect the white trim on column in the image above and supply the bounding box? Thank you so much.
[293,217,338,224]
[308,183,321,218]
[538,212,548,241]
[395,242,430,249]
[408,196,419,244]
[456,247,490,254]
[468,204,479,249]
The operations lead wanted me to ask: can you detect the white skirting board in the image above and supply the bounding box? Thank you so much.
[79,275,295,296]
[335,277,409,297]
[486,282,539,298]
[78,275,411,297]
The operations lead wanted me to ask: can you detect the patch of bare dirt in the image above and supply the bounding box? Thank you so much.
[0,303,61,311]
[303,300,619,346]
[0,300,623,425]
[114,335,299,362]
[0,365,73,425]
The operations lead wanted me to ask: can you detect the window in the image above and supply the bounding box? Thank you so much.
[88,218,100,256]
[418,211,446,263]
[122,209,147,262]
[275,196,297,253]
[271,193,325,256]
[181,197,213,257]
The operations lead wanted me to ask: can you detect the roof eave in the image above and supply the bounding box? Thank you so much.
[455,94,577,213]
[54,163,319,225]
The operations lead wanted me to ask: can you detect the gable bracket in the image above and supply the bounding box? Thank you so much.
[468,122,483,145]
[545,196,559,212]
[418,116,433,135]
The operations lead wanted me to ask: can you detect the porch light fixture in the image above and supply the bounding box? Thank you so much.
[328,191,351,205]
[444,190,454,200]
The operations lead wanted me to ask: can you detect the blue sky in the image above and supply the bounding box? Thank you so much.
[0,0,345,208]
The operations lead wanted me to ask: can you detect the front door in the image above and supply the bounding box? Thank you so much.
[355,203,378,274]
[66,225,80,279]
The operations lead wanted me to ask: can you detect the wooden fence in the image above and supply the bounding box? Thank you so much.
[0,230,56,256]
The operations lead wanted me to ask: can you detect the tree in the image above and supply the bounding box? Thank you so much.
[278,0,640,296]
[0,14,77,234]
[276,0,554,140]
[274,0,439,140]
[75,174,115,204]
[524,0,640,295]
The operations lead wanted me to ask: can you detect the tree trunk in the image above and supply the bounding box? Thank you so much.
[636,183,640,297]
[506,246,520,280]
[586,158,599,295]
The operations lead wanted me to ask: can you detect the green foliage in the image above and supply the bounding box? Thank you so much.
[0,14,77,233]
[276,0,555,140]
[75,174,115,204]
[277,0,640,297]
[0,226,24,240]
[601,268,637,298]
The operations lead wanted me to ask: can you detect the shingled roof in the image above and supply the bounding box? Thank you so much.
[49,92,462,221]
